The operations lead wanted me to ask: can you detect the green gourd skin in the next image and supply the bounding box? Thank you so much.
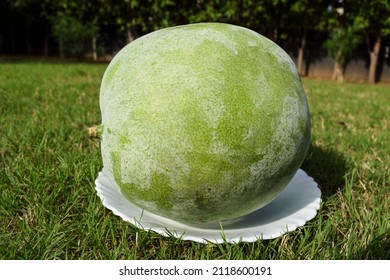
[99,23,310,227]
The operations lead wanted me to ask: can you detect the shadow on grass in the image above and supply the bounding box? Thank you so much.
[301,142,348,199]
[352,231,390,260]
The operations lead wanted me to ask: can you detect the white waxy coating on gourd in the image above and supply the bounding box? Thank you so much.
[99,23,310,226]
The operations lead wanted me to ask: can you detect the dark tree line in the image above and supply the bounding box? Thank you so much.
[1,0,389,83]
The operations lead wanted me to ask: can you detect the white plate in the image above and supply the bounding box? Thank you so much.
[95,169,321,243]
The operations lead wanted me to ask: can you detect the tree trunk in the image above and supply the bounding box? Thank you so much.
[368,35,382,84]
[127,28,137,43]
[92,34,98,61]
[297,29,307,76]
[272,28,279,42]
[44,30,49,57]
[332,61,344,82]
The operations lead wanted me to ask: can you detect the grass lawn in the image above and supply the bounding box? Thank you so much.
[0,61,388,260]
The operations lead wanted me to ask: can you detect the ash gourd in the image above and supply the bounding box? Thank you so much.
[90,23,311,227]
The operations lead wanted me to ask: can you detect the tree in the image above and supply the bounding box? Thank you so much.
[106,0,194,44]
[288,0,330,76]
[352,0,390,83]
[3,0,49,55]
[236,0,292,42]
[106,0,144,43]
[186,0,237,24]
[47,0,110,60]
[323,0,363,82]
[324,26,361,81]
[51,15,97,59]
[7,0,103,59]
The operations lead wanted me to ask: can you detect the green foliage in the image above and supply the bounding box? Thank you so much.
[324,26,361,64]
[188,0,237,23]
[289,0,330,31]
[51,16,97,57]
[351,0,390,37]
[2,0,390,64]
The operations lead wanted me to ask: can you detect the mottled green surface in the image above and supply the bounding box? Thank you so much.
[100,23,310,226]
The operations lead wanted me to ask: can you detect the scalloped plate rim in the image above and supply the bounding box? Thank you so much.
[95,169,321,243]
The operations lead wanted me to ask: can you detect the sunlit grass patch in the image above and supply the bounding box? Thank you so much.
[0,62,388,259]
